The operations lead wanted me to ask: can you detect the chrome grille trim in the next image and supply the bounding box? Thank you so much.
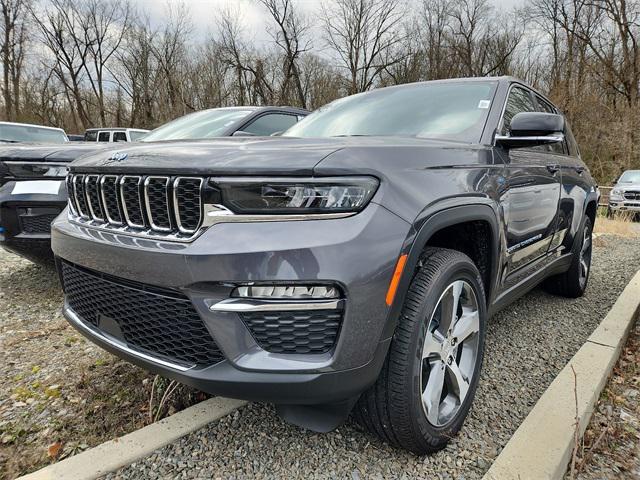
[100,175,123,225]
[84,174,105,221]
[66,175,78,215]
[120,175,146,229]
[144,176,172,232]
[173,177,203,234]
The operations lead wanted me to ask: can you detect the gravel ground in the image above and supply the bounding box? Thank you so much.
[569,319,640,479]
[0,251,205,480]
[105,235,640,480]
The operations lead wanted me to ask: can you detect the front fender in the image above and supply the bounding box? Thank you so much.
[379,200,501,340]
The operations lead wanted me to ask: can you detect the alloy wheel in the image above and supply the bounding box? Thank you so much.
[420,280,480,427]
[579,223,592,288]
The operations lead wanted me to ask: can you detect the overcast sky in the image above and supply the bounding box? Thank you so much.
[136,0,526,47]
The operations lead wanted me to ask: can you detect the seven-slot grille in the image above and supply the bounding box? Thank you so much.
[66,173,204,238]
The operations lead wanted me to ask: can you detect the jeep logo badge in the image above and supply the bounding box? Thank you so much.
[108,152,128,162]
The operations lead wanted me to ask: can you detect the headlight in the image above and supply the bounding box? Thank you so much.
[610,188,624,199]
[211,177,379,214]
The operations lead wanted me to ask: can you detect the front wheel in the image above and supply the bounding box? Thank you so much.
[354,248,486,454]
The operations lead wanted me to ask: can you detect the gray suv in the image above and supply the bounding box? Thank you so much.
[52,77,597,454]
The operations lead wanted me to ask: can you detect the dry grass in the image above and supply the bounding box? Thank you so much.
[594,215,639,237]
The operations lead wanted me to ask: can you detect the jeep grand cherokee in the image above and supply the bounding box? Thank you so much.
[52,77,597,454]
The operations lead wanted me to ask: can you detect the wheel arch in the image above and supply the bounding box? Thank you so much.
[381,201,500,340]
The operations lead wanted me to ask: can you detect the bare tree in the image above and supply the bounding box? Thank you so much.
[322,0,406,94]
[1,0,29,121]
[258,0,310,107]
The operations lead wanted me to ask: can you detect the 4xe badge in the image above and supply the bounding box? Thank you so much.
[108,152,128,162]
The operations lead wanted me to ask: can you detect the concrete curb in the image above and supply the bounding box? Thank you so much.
[484,270,640,480]
[18,397,247,480]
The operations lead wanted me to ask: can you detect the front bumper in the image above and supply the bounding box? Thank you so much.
[52,203,410,403]
[609,200,640,212]
[0,180,67,260]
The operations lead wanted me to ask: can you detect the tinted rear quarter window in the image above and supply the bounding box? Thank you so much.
[113,131,127,142]
[98,131,111,142]
[241,114,298,136]
[85,131,98,141]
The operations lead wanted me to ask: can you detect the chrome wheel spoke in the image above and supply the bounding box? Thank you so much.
[423,330,444,359]
[439,280,463,333]
[581,234,591,254]
[580,258,589,278]
[446,361,470,402]
[452,308,479,343]
[422,362,445,424]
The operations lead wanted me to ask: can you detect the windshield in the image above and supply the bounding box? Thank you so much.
[141,109,253,142]
[618,171,640,184]
[0,123,67,143]
[284,81,497,142]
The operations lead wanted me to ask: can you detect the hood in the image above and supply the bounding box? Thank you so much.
[615,182,640,190]
[69,136,483,176]
[0,143,112,163]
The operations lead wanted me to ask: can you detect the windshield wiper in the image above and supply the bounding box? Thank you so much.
[0,139,19,143]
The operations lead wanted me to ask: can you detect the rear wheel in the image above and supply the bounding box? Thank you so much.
[544,216,592,298]
[354,248,486,454]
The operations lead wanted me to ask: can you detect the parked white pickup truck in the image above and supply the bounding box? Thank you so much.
[83,128,149,143]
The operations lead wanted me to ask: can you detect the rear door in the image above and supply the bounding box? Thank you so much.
[534,94,591,254]
[497,84,562,276]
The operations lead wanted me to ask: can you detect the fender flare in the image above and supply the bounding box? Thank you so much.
[380,200,501,340]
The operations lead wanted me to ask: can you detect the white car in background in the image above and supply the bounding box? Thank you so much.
[0,121,68,144]
[608,170,640,216]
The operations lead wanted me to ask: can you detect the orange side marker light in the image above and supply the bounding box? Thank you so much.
[385,254,408,306]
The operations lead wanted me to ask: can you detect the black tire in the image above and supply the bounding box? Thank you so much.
[354,247,487,454]
[544,216,593,298]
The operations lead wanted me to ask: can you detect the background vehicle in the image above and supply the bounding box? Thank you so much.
[83,128,149,142]
[0,106,308,263]
[608,170,640,217]
[52,78,597,454]
[0,121,68,144]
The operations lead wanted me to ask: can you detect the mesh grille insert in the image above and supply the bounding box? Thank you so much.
[121,176,145,227]
[175,178,202,232]
[145,177,171,230]
[240,310,342,354]
[20,214,58,234]
[61,261,225,368]
[101,176,122,224]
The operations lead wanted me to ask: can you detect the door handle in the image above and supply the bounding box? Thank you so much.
[546,164,560,174]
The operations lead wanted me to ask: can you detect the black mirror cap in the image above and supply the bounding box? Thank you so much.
[510,112,565,137]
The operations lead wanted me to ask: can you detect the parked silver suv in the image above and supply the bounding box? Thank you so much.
[608,170,640,215]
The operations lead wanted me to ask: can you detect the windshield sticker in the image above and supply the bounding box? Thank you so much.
[478,100,491,109]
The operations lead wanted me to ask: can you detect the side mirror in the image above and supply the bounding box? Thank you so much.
[496,112,565,148]
[231,130,256,137]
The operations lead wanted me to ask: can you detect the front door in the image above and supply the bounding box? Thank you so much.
[497,85,561,277]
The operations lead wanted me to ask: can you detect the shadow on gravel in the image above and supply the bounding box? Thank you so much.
[108,235,640,480]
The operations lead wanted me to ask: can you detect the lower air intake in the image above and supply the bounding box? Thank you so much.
[61,261,224,368]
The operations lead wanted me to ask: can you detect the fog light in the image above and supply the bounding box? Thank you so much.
[233,284,339,299]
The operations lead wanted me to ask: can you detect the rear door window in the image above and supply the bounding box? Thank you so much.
[534,94,566,155]
[501,86,536,135]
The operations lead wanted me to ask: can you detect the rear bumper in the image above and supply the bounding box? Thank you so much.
[0,180,67,260]
[52,203,410,403]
